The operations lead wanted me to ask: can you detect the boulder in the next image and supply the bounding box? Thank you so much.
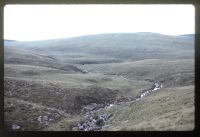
[12,124,20,130]
[96,118,104,126]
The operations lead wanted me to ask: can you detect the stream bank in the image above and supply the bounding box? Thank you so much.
[74,82,163,131]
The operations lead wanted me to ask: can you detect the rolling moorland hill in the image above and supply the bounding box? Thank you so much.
[4,32,194,131]
[5,32,194,63]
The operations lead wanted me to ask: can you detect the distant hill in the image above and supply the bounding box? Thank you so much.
[179,34,194,37]
[4,32,194,62]
[4,39,17,42]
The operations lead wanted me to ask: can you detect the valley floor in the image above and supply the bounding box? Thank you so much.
[4,59,195,131]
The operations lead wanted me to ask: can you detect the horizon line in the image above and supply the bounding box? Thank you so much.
[4,32,195,42]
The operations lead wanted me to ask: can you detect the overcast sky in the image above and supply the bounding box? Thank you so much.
[4,4,195,41]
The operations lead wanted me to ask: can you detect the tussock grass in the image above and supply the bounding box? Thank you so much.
[103,85,194,131]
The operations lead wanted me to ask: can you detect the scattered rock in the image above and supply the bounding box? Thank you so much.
[43,115,48,121]
[107,113,114,119]
[37,116,42,123]
[12,124,20,130]
[96,118,104,126]
[37,115,49,125]
[75,82,163,131]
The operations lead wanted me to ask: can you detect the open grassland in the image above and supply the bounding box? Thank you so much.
[4,62,153,96]
[78,59,194,80]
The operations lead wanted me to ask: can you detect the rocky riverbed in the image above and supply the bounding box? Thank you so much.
[74,82,163,131]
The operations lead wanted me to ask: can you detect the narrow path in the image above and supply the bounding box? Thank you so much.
[74,82,163,131]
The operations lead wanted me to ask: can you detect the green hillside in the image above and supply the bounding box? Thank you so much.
[4,46,84,73]
[5,33,194,62]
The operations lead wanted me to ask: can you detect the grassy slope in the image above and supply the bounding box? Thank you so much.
[102,85,194,131]
[4,76,119,130]
[6,58,194,97]
[75,59,194,96]
[5,33,194,63]
[43,85,194,131]
[4,46,83,73]
[77,59,194,79]
[4,46,58,65]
